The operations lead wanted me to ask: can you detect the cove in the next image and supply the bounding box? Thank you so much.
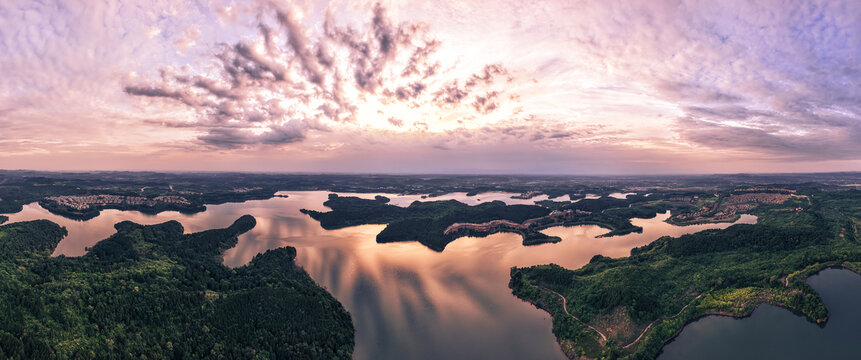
[659,267,861,360]
[3,191,754,360]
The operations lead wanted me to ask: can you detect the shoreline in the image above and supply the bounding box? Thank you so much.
[648,264,856,358]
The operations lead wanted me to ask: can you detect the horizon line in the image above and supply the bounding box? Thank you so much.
[0,169,858,178]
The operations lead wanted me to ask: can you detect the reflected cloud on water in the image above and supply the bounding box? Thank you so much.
[1,191,755,360]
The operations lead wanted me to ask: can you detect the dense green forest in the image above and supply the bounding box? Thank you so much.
[2,170,856,220]
[301,193,690,251]
[37,198,208,221]
[0,216,354,359]
[510,189,861,359]
[553,196,680,237]
[1,171,858,359]
[301,194,553,250]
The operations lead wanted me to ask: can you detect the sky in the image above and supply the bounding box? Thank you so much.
[0,0,859,174]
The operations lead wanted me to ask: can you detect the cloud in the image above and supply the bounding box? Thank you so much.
[387,117,404,127]
[124,1,514,148]
[0,0,225,154]
[548,0,860,160]
[174,27,202,50]
[677,106,861,160]
[1,0,859,173]
[472,91,500,114]
[197,120,312,149]
[403,0,860,162]
[433,64,509,106]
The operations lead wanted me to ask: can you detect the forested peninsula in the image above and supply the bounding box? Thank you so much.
[510,189,860,359]
[0,216,354,359]
[301,194,676,251]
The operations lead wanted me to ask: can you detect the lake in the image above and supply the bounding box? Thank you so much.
[3,191,755,360]
[658,267,861,360]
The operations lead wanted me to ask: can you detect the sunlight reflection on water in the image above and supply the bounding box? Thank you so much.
[2,191,755,360]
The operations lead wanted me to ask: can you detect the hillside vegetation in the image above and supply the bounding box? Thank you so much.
[510,189,860,359]
[0,216,354,359]
[301,194,684,251]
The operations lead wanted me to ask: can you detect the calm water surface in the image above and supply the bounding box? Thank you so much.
[659,267,861,360]
[608,192,636,199]
[3,191,755,360]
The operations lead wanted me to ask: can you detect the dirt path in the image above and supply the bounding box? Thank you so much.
[544,288,608,343]
[622,294,703,349]
[541,286,704,350]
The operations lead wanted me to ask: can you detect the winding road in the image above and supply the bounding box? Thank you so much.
[544,288,608,343]
[543,285,702,350]
[622,294,703,349]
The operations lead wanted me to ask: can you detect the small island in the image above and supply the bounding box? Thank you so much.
[509,188,859,359]
[0,215,354,359]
